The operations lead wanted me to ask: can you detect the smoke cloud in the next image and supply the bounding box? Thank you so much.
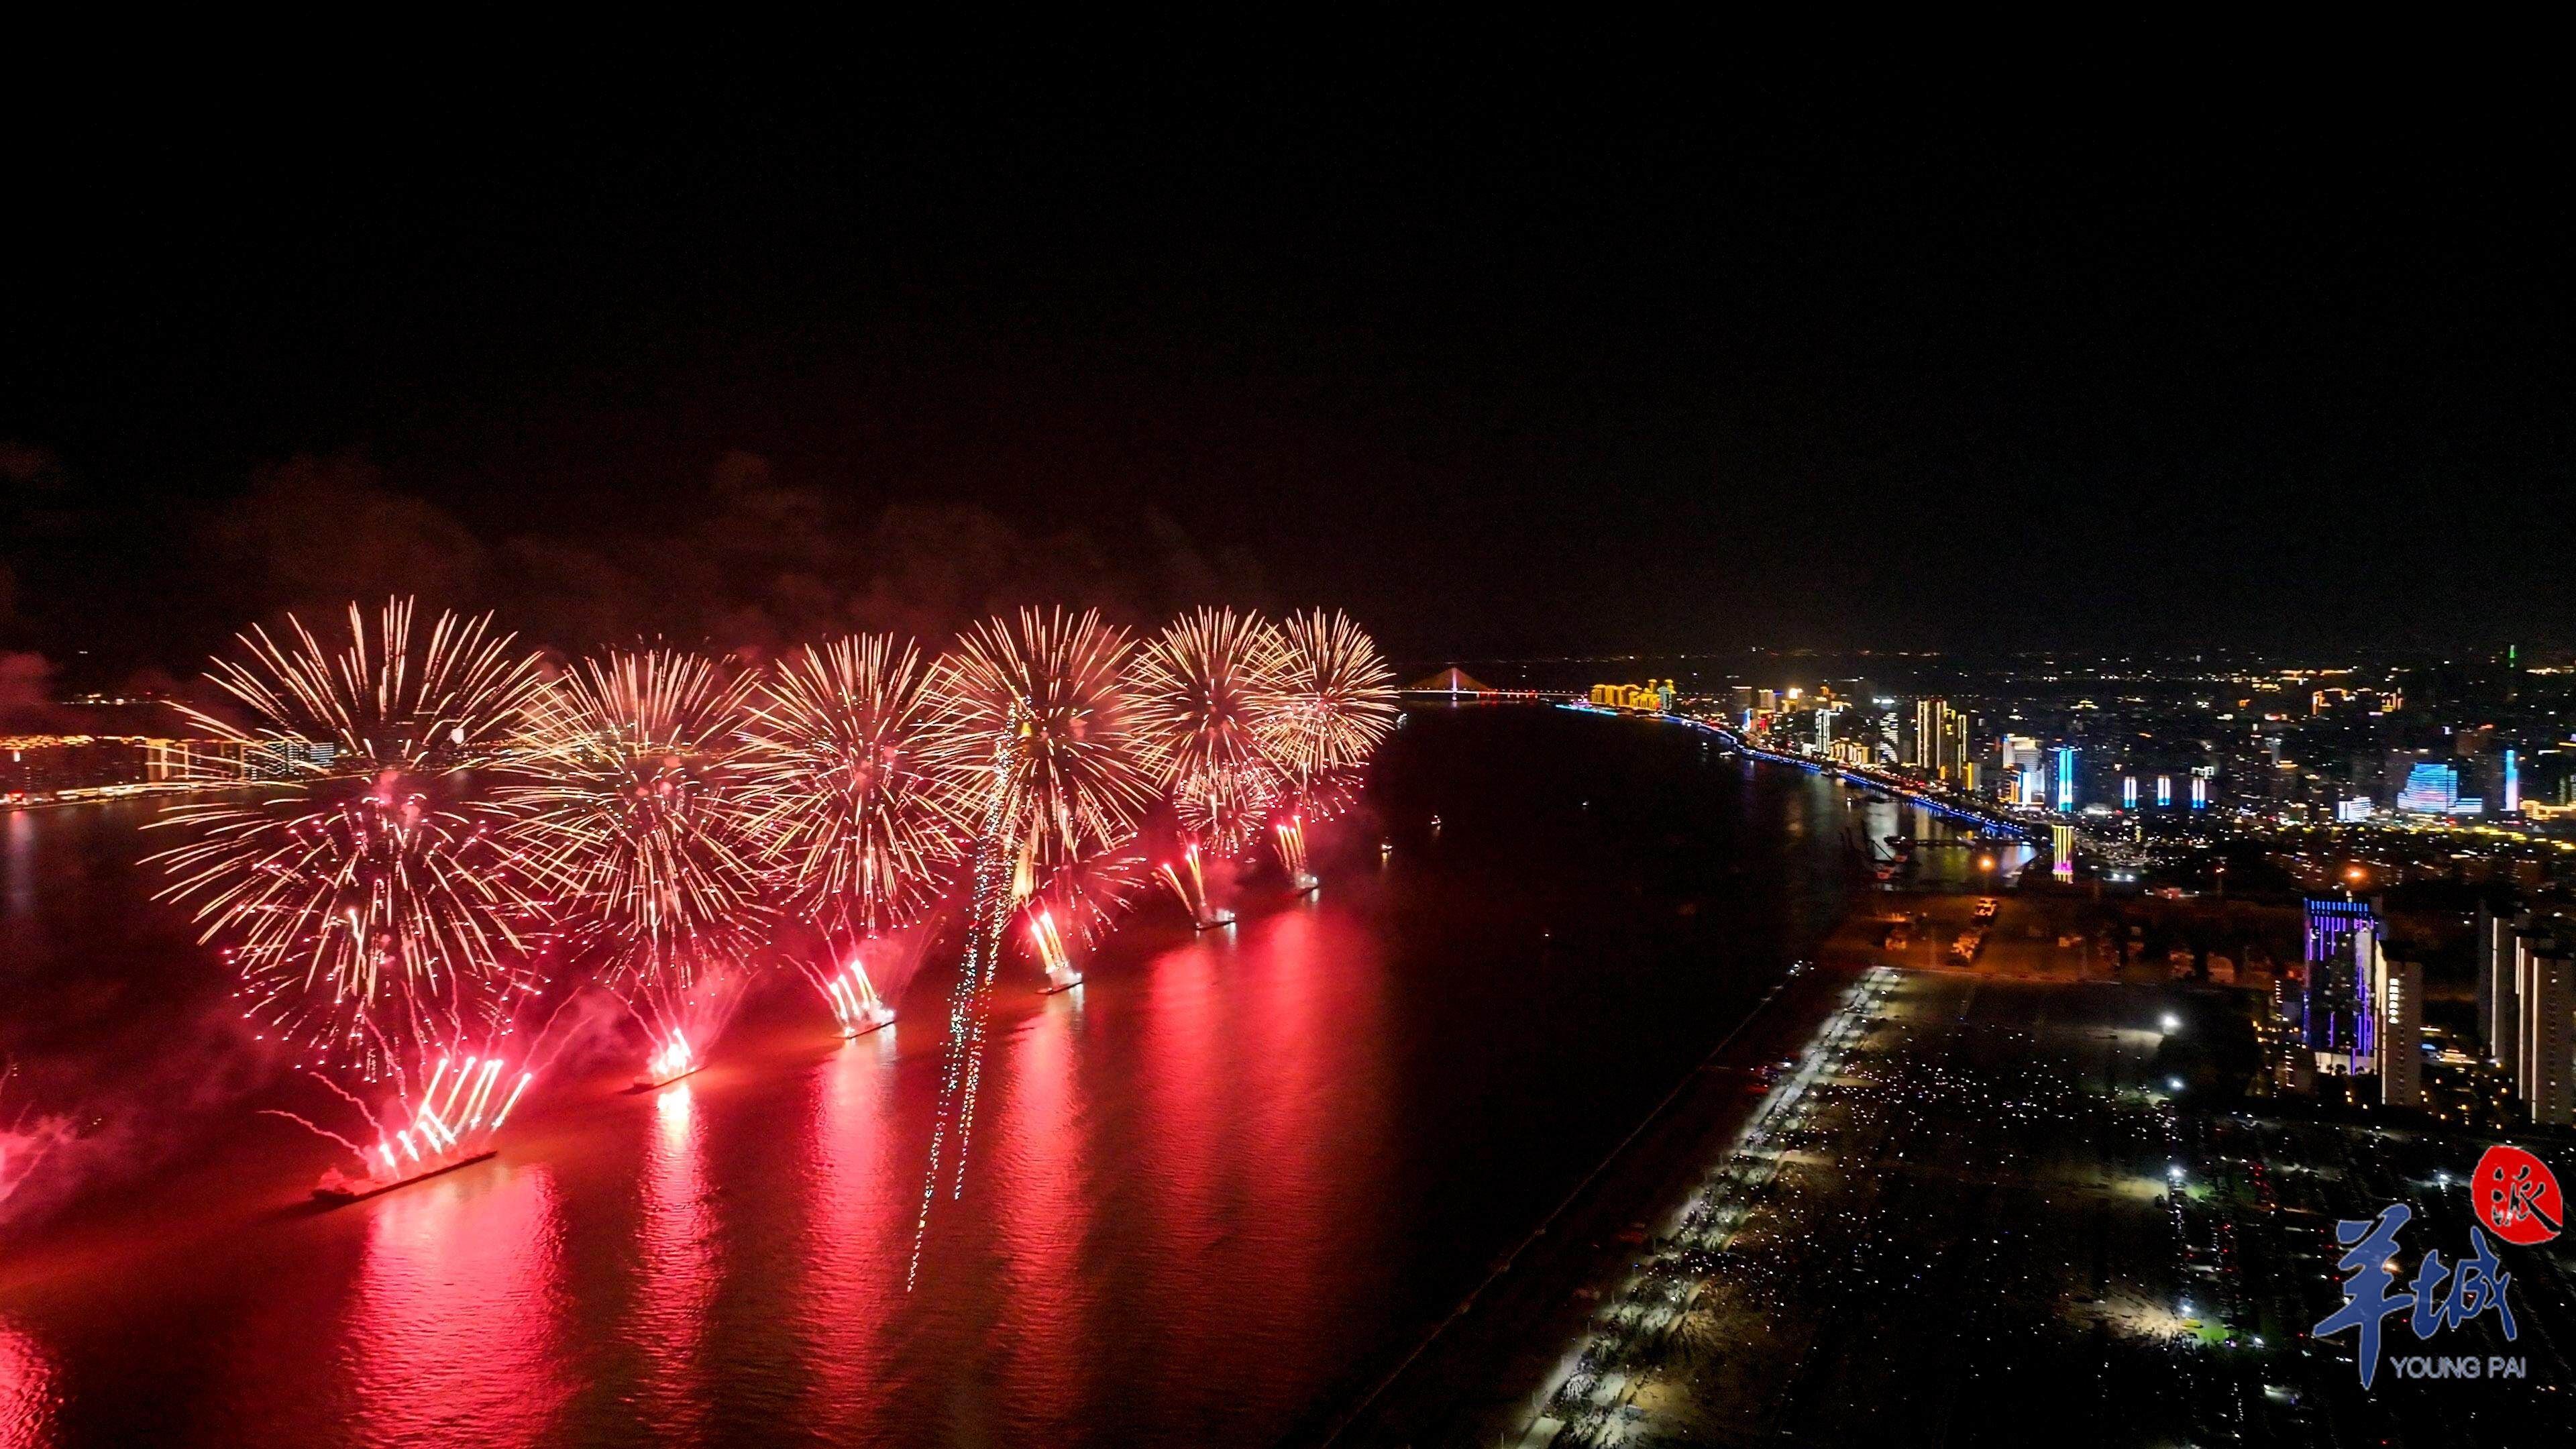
[195,450,1273,667]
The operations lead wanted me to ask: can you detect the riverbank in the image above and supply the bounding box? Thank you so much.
[1352,923,2576,1446]
[1323,934,1878,1446]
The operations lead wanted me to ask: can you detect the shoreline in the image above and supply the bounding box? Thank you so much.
[1317,925,1880,1447]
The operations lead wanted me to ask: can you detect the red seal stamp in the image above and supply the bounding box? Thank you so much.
[2472,1144,2563,1246]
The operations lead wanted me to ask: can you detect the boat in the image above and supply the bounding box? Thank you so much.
[311,1150,498,1205]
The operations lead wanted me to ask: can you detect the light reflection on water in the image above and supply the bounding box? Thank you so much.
[795,1032,903,1437]
[2,1318,57,1449]
[349,1167,568,1447]
[0,709,1904,1446]
[636,1086,714,1444]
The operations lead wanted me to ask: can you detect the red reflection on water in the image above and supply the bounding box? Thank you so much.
[991,993,1094,1421]
[1139,943,1229,1373]
[798,1030,906,1424]
[1,1320,57,1449]
[635,1085,714,1440]
[1236,906,1348,1356]
[348,1165,568,1446]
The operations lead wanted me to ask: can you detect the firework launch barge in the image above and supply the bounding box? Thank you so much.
[311,1150,499,1205]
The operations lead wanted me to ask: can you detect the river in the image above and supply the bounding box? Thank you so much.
[1,705,2011,1446]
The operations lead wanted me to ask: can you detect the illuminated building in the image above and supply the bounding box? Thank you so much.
[2520,947,2575,1125]
[2155,775,2171,808]
[2121,775,2137,810]
[2394,760,2481,816]
[248,739,338,780]
[1998,734,2043,773]
[2372,951,2422,1107]
[1587,682,1671,711]
[2190,773,2208,810]
[2478,906,2521,1069]
[2483,908,2576,1123]
[2,733,249,802]
[1909,698,1972,786]
[2302,896,2380,1073]
[2051,746,2077,811]
[2506,748,2520,814]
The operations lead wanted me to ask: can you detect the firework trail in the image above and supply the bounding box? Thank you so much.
[149,601,549,1081]
[1155,839,1233,928]
[737,635,963,1034]
[1272,814,1311,881]
[1022,845,1149,989]
[278,1046,539,1197]
[908,609,1154,1285]
[1130,608,1290,860]
[504,648,768,1083]
[1256,609,1397,879]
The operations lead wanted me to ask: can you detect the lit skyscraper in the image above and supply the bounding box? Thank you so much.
[2303,896,2380,1073]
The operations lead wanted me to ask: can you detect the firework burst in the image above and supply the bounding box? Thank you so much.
[910,608,1155,1284]
[150,600,549,1077]
[1130,608,1289,859]
[928,608,1158,881]
[1258,608,1399,793]
[737,635,962,1030]
[504,648,768,1074]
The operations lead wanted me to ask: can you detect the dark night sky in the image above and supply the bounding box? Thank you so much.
[4,55,2570,686]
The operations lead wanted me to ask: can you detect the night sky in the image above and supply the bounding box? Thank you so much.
[4,60,2569,687]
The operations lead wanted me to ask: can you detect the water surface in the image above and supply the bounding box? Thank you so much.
[3,706,1955,1447]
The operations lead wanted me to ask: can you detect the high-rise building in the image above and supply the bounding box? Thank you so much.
[2373,952,2423,1107]
[2477,906,2520,1067]
[2303,897,2380,1071]
[1909,699,1972,784]
[2051,745,2078,811]
[2519,947,2576,1125]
